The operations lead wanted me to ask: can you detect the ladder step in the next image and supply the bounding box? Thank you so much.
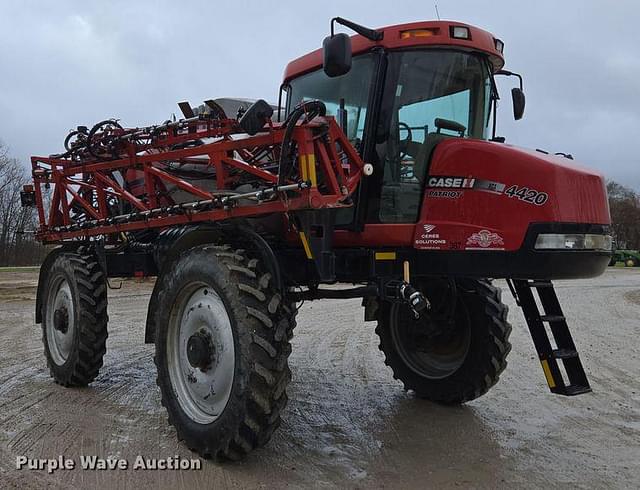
[552,348,579,360]
[555,385,592,396]
[513,279,592,397]
[540,314,566,323]
[529,280,553,288]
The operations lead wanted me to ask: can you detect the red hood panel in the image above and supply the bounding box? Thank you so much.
[414,139,610,251]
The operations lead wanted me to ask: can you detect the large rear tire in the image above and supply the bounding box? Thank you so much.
[376,278,511,404]
[41,250,109,386]
[154,244,293,460]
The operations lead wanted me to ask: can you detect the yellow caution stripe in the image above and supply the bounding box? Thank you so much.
[307,154,317,187]
[300,154,308,181]
[375,251,396,261]
[299,231,313,259]
[299,154,317,187]
[540,359,557,388]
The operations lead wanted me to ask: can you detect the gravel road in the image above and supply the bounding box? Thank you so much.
[0,268,638,489]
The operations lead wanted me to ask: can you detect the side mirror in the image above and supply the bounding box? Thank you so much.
[512,87,525,120]
[323,33,352,78]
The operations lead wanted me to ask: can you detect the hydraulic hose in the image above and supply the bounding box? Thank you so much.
[277,100,326,185]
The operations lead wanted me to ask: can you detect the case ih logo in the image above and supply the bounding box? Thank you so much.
[427,176,476,189]
[426,176,506,195]
[466,230,504,248]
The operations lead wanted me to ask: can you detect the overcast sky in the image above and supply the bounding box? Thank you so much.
[1,1,638,189]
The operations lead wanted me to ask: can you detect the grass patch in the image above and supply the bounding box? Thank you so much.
[0,266,40,273]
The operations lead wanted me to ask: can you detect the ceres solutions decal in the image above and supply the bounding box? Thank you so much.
[415,224,447,249]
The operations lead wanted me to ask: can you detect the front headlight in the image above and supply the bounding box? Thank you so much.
[534,233,613,251]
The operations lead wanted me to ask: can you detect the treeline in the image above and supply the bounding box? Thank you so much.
[607,181,640,250]
[0,143,48,266]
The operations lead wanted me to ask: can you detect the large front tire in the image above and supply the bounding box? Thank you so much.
[41,250,109,386]
[376,278,511,404]
[154,244,293,460]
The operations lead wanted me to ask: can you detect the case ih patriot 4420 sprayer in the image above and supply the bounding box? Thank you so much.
[22,18,612,459]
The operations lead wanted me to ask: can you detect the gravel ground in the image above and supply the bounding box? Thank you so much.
[0,268,638,489]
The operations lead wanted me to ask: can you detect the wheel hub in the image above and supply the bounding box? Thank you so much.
[166,284,235,424]
[187,331,215,371]
[391,300,471,380]
[53,306,69,334]
[45,276,75,365]
[411,314,456,347]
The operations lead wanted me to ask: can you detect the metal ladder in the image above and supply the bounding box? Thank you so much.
[512,280,591,396]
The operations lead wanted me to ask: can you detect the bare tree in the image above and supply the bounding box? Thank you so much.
[607,180,640,250]
[0,142,48,266]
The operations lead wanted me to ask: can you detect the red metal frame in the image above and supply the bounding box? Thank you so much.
[31,115,364,243]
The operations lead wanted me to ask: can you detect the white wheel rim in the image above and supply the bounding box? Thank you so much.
[167,283,235,424]
[45,277,75,365]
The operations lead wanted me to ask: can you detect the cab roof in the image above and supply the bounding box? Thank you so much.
[283,20,505,83]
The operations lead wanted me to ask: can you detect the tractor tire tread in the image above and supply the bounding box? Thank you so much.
[376,278,511,404]
[42,251,108,387]
[154,244,295,461]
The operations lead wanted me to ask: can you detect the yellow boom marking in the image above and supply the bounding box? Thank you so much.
[306,154,317,187]
[299,154,317,187]
[299,154,308,181]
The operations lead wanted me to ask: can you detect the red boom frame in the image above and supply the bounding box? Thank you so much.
[30,115,364,243]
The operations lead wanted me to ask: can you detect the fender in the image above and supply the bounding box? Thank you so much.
[145,224,224,343]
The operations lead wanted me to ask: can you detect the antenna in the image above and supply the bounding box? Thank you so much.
[435,2,441,20]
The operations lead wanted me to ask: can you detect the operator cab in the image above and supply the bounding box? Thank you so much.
[283,20,514,227]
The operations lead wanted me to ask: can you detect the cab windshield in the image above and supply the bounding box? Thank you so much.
[385,49,492,141]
